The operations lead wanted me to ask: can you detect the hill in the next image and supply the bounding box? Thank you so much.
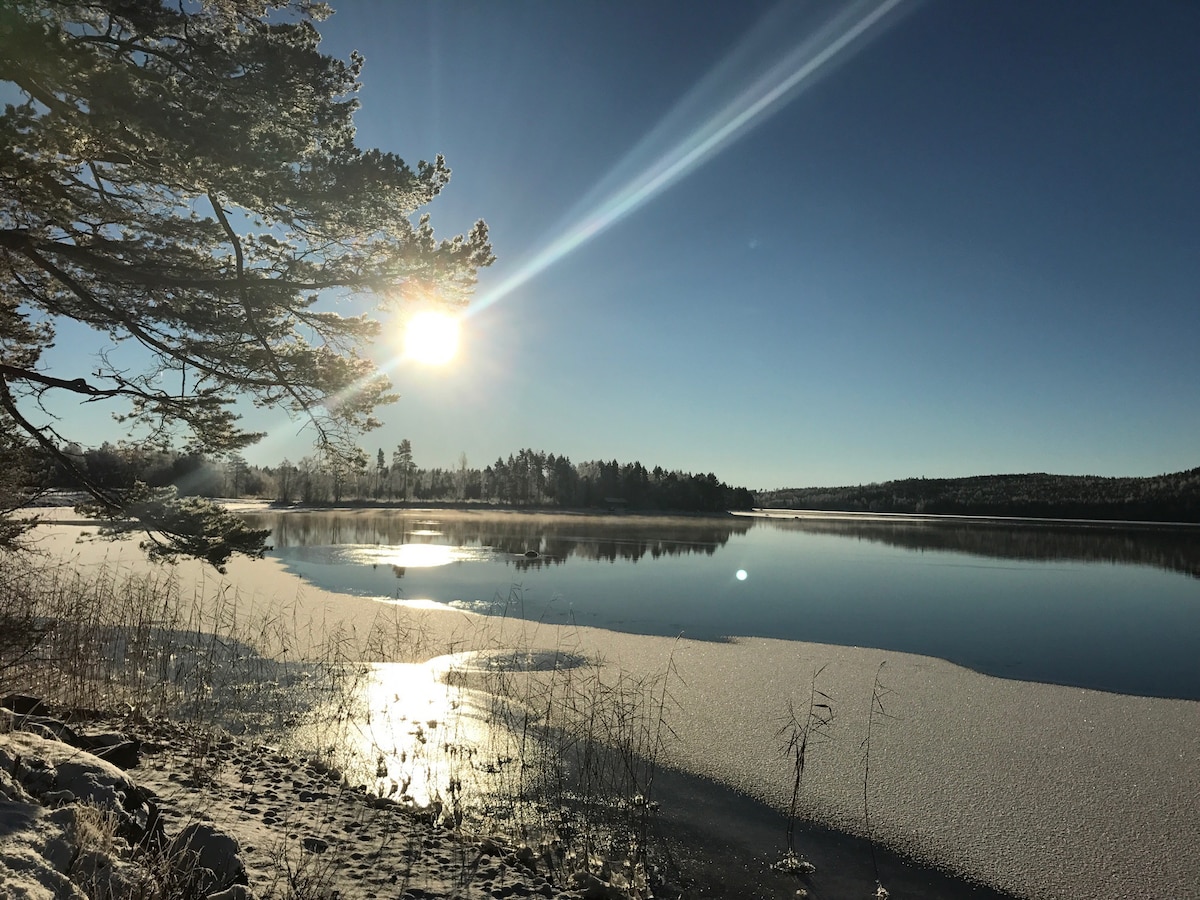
[757,468,1200,523]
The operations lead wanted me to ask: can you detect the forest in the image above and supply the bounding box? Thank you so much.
[35,442,1200,522]
[758,468,1200,523]
[37,442,756,513]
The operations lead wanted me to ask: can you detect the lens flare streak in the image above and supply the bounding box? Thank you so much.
[472,0,909,314]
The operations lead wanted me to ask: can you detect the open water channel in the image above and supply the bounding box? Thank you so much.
[242,508,1200,700]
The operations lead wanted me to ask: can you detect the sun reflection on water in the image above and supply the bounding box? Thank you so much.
[336,656,494,809]
[345,543,491,569]
[287,651,546,821]
[287,645,593,819]
[282,643,662,863]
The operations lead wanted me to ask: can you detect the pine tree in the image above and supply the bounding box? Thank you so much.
[0,0,493,566]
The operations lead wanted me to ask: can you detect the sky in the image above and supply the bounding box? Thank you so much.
[41,0,1200,490]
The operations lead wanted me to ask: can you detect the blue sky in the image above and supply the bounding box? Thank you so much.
[49,1,1200,489]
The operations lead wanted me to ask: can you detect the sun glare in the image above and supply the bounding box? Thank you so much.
[403,310,460,365]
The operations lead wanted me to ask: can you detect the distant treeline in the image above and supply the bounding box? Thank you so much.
[39,441,755,513]
[480,450,754,512]
[758,468,1200,523]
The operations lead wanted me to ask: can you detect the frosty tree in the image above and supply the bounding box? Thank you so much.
[0,0,493,566]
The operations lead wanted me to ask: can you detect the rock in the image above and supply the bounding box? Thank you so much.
[84,737,142,770]
[1,693,48,715]
[168,822,247,894]
[301,836,330,853]
[15,714,82,744]
[3,707,143,770]
[478,837,504,856]
[42,789,76,807]
[515,843,537,871]
[41,807,81,873]
[0,730,151,844]
[569,871,623,900]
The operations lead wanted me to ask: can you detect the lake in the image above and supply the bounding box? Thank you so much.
[241,509,1200,701]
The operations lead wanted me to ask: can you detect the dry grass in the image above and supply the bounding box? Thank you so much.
[0,559,689,897]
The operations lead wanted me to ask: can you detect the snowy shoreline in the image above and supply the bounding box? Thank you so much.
[13,517,1200,900]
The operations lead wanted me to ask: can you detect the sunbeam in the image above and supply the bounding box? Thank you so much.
[470,0,911,315]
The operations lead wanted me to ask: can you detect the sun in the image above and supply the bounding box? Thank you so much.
[403,309,461,365]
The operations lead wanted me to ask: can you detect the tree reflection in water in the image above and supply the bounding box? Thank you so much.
[246,509,1200,699]
[244,510,752,568]
[244,509,1200,579]
[760,514,1200,579]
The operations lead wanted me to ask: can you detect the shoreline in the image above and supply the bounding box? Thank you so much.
[15,518,1200,900]
[743,506,1200,530]
[26,491,1200,531]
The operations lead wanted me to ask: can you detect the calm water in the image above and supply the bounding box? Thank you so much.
[241,510,1200,701]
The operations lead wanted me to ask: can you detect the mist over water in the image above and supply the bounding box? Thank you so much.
[243,510,1200,700]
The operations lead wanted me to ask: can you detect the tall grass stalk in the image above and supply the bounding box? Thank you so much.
[427,586,683,893]
[862,661,893,899]
[774,665,833,877]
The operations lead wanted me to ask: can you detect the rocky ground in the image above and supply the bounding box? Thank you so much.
[0,702,635,900]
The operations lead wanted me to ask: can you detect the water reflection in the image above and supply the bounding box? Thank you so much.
[291,655,500,811]
[348,543,489,569]
[758,514,1200,579]
[245,510,752,567]
[245,508,1200,579]
[286,648,597,823]
[242,509,1200,699]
